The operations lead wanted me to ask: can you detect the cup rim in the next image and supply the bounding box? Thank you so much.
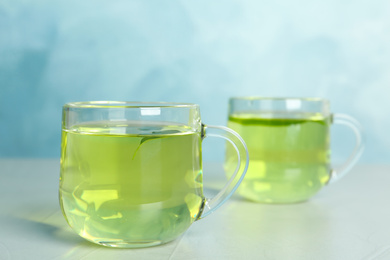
[63,101,199,109]
[229,96,329,102]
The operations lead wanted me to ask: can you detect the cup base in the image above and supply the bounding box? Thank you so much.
[97,240,164,248]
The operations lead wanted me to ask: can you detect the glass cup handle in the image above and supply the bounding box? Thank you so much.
[328,113,365,184]
[199,124,249,219]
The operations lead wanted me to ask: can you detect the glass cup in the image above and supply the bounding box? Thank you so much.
[59,101,248,248]
[224,97,364,204]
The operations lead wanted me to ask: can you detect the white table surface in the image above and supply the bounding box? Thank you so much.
[0,159,389,260]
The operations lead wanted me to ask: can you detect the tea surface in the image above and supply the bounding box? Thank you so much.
[225,113,331,203]
[60,121,204,247]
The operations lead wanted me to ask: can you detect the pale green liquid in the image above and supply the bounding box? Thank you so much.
[60,121,204,248]
[225,113,331,203]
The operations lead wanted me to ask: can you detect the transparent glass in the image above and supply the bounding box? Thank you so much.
[225,97,364,203]
[60,101,248,248]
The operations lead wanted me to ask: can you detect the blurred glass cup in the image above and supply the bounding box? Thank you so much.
[224,97,364,203]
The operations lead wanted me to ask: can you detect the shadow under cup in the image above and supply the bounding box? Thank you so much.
[224,97,364,204]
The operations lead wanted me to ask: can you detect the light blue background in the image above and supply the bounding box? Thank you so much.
[1,0,389,163]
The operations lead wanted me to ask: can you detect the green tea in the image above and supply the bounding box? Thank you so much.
[225,113,331,203]
[60,121,204,248]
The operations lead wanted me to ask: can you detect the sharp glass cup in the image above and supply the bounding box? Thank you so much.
[60,101,248,248]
